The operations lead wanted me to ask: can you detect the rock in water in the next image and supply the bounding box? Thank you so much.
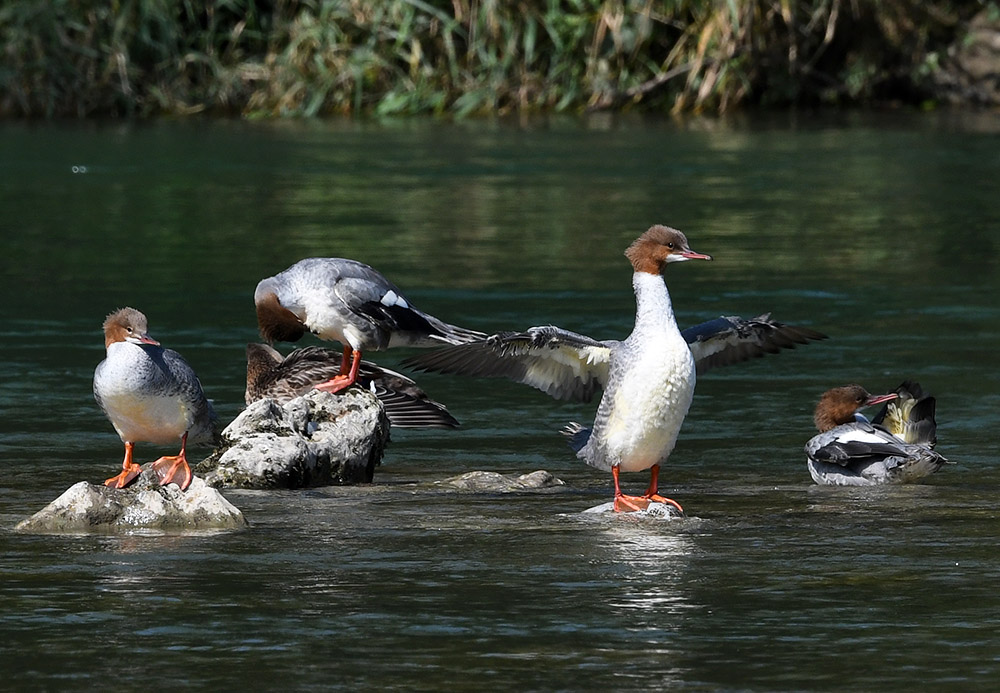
[581,500,684,519]
[195,388,390,489]
[15,470,247,533]
[437,470,566,493]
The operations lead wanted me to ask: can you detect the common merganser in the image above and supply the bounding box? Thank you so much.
[245,343,460,428]
[254,258,485,394]
[408,225,824,513]
[94,308,218,491]
[805,382,949,486]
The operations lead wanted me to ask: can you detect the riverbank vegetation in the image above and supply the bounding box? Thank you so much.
[0,0,991,118]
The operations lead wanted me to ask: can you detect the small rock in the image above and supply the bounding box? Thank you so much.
[195,388,390,489]
[437,470,566,493]
[581,500,684,519]
[15,469,247,533]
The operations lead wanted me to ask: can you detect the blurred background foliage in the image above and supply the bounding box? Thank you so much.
[0,0,994,118]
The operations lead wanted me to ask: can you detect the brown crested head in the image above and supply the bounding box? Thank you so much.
[254,289,306,344]
[102,307,159,349]
[813,384,899,432]
[624,225,713,275]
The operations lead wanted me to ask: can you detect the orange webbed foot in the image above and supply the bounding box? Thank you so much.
[645,494,685,516]
[613,494,652,513]
[104,464,142,489]
[313,375,355,394]
[151,455,193,491]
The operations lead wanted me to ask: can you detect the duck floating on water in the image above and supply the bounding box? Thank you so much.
[245,343,460,429]
[405,225,827,514]
[805,381,949,486]
[94,307,218,491]
[254,258,485,394]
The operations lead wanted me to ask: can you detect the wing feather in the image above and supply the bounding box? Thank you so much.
[246,344,460,428]
[402,325,611,403]
[683,314,827,375]
[807,423,913,467]
[404,314,826,400]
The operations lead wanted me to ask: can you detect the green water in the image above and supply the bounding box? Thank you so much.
[1,112,999,691]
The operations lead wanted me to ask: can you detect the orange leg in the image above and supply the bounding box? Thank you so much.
[337,345,351,375]
[612,464,684,515]
[151,432,193,491]
[641,464,684,515]
[612,465,650,512]
[314,346,362,394]
[104,441,142,489]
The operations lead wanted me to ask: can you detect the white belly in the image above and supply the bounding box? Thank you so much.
[101,391,192,446]
[600,346,695,472]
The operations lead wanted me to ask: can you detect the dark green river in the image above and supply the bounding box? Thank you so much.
[1,112,998,690]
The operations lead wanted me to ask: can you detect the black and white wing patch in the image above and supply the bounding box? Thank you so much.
[341,278,435,334]
[806,424,908,467]
[683,313,827,375]
[403,325,612,403]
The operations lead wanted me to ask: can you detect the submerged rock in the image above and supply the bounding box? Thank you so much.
[195,388,390,489]
[15,469,247,533]
[581,500,684,519]
[436,470,566,493]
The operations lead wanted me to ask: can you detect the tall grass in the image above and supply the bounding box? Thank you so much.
[0,0,979,118]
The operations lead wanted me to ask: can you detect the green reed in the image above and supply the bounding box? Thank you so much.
[0,0,976,118]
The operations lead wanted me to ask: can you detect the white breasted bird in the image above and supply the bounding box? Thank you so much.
[94,307,218,491]
[254,258,484,394]
[406,225,825,513]
[805,381,949,486]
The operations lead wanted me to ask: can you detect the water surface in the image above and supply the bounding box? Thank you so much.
[1,112,999,690]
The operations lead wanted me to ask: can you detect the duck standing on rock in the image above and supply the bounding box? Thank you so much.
[245,343,460,428]
[94,307,218,491]
[805,381,949,486]
[407,225,826,514]
[561,227,710,513]
[254,258,485,394]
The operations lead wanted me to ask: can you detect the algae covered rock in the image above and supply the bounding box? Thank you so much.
[195,388,390,489]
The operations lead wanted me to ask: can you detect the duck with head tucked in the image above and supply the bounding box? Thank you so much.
[254,258,485,394]
[245,342,460,429]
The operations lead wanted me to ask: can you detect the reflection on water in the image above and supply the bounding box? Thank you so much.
[1,114,999,689]
[601,522,697,607]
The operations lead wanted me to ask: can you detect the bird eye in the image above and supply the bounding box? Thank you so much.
[666,242,675,249]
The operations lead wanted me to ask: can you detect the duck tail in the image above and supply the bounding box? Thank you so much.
[560,422,591,453]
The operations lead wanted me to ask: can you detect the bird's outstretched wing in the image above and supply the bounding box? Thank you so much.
[403,325,612,403]
[682,313,827,375]
[405,314,827,400]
